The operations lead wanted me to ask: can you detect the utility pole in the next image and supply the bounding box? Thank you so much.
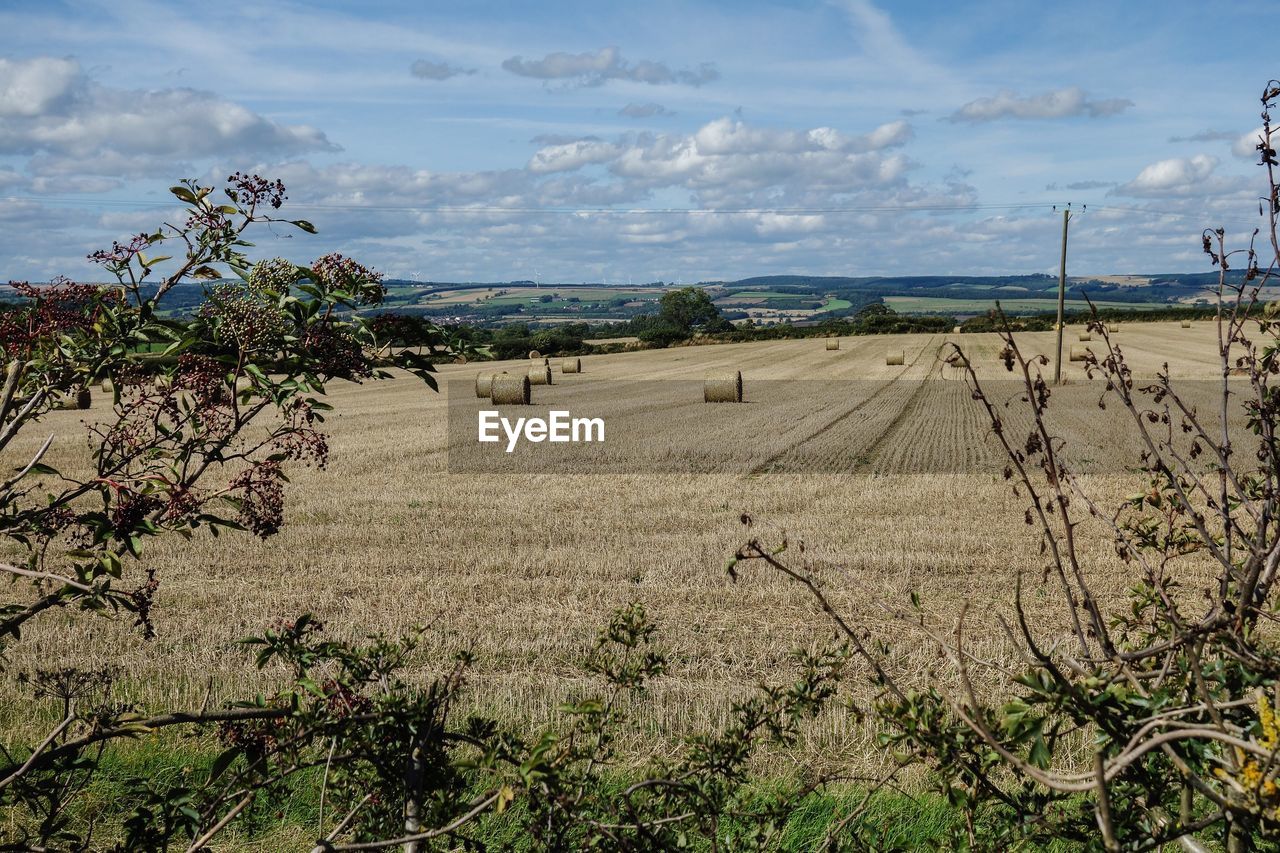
[1053,205,1071,385]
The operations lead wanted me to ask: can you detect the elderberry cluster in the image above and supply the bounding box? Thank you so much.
[226,172,287,210]
[229,461,285,538]
[310,252,385,305]
[200,284,289,354]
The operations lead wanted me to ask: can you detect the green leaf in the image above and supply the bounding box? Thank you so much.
[169,186,198,204]
[291,219,317,234]
[1029,734,1051,769]
[207,746,240,784]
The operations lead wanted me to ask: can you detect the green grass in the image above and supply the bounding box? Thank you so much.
[884,296,1164,315]
[820,297,853,311]
[6,738,972,851]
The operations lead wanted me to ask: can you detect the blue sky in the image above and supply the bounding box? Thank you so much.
[0,0,1272,282]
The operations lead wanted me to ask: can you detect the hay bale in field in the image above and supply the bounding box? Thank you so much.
[528,349,541,359]
[1070,344,1092,362]
[528,364,553,385]
[1107,324,1119,333]
[1078,332,1092,341]
[704,371,743,403]
[1181,320,1192,328]
[825,338,840,351]
[474,371,499,398]
[561,357,581,373]
[944,350,968,368]
[490,374,531,405]
[886,349,905,365]
[953,326,962,334]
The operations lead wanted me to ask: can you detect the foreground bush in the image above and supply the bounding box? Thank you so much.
[733,79,1280,850]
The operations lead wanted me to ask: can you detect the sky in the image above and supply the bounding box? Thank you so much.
[0,0,1274,283]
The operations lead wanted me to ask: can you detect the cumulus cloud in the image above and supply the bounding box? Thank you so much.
[619,102,672,118]
[1233,127,1270,159]
[0,56,81,117]
[1113,154,1227,197]
[528,117,917,208]
[259,116,924,229]
[527,139,621,174]
[0,56,337,176]
[946,87,1132,123]
[409,60,475,80]
[502,46,718,87]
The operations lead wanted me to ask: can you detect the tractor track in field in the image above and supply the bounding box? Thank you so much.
[847,343,955,473]
[746,339,942,475]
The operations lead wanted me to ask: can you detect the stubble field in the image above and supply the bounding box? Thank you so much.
[0,321,1236,779]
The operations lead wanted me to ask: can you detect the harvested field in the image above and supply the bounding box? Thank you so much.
[0,322,1236,774]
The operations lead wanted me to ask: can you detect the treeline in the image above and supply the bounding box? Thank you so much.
[366,299,1233,364]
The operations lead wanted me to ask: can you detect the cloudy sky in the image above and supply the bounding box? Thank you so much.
[0,0,1272,283]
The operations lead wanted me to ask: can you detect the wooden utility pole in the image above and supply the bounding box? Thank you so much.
[1053,206,1071,385]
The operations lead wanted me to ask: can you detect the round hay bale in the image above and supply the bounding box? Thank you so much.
[490,374,531,405]
[562,357,582,373]
[1078,332,1092,341]
[75,387,91,410]
[1107,324,1119,333]
[944,350,968,368]
[528,364,553,386]
[953,326,962,334]
[1069,344,1092,362]
[886,349,905,365]
[528,349,542,359]
[825,338,840,351]
[475,371,498,398]
[1181,320,1192,329]
[704,371,743,403]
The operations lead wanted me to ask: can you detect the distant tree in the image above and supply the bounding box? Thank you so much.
[855,301,893,318]
[656,286,726,332]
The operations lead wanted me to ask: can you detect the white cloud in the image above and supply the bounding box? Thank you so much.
[0,56,81,117]
[502,46,718,87]
[946,87,1133,123]
[527,139,620,174]
[1233,126,1270,159]
[409,60,475,81]
[0,56,337,170]
[1113,154,1236,197]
